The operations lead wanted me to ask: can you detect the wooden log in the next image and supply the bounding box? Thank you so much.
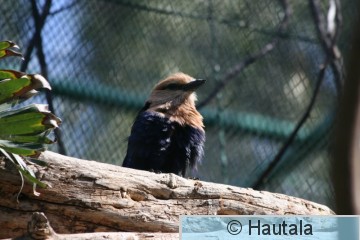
[3,212,178,240]
[0,151,334,239]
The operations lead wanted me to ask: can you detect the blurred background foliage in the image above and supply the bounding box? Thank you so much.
[1,0,358,209]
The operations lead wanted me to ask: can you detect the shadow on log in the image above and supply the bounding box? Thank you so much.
[0,151,334,239]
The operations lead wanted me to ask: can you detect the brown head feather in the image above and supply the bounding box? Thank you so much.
[147,72,204,129]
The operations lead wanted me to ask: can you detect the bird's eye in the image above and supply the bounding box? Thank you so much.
[165,83,182,90]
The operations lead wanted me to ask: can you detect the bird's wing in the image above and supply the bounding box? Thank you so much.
[122,111,174,171]
[188,126,205,169]
[169,125,205,176]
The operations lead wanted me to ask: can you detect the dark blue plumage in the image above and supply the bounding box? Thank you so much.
[122,110,205,176]
[122,72,206,176]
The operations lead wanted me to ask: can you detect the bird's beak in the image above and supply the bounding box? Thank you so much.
[183,79,206,91]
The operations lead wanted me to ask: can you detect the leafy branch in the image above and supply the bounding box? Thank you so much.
[0,40,61,200]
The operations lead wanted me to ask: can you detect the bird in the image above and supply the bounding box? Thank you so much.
[122,72,205,177]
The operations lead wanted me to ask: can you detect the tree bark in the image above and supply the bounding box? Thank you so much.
[3,212,178,240]
[0,151,334,239]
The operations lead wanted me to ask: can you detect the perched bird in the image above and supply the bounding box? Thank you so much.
[122,72,205,177]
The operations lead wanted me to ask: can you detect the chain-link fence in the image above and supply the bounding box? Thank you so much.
[1,0,358,209]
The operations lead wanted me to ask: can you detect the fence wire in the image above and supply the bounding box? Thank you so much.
[1,0,358,209]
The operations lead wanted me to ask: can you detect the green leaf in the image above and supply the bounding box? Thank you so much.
[0,74,51,104]
[0,49,23,59]
[0,140,45,156]
[0,133,54,144]
[0,41,19,50]
[12,153,47,189]
[0,40,22,59]
[0,112,49,135]
[0,104,48,118]
[0,104,60,156]
[0,78,30,103]
[0,105,61,136]
[0,69,25,81]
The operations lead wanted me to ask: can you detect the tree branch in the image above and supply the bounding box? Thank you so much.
[253,60,330,189]
[20,0,49,72]
[8,212,178,240]
[21,0,67,155]
[198,0,291,109]
[310,0,343,93]
[252,0,343,189]
[0,151,334,238]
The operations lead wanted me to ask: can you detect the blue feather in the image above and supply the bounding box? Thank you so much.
[122,111,205,176]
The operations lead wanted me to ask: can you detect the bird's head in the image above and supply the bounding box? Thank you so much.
[148,72,206,109]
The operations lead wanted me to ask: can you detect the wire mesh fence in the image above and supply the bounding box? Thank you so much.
[1,0,358,209]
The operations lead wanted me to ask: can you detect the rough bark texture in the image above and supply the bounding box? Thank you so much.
[3,212,178,240]
[0,151,334,239]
